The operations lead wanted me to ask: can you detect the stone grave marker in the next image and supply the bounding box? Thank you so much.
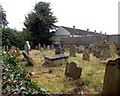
[69,45,76,57]
[109,43,117,57]
[38,43,41,50]
[88,44,96,54]
[22,51,34,66]
[82,50,90,61]
[100,40,111,59]
[65,62,82,79]
[77,45,85,53]
[55,45,62,54]
[103,58,120,94]
[47,45,50,51]
[24,41,31,56]
[51,44,54,50]
[43,44,46,51]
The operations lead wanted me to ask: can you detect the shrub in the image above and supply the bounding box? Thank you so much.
[1,52,50,95]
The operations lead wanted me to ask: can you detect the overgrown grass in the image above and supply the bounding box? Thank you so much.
[19,49,117,94]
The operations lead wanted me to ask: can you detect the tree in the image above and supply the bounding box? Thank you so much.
[24,2,57,47]
[0,4,8,27]
[2,28,25,49]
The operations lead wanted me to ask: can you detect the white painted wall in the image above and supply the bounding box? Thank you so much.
[55,26,70,35]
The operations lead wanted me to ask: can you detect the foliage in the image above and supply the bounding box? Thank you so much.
[0,4,8,27]
[24,2,58,47]
[2,27,25,49]
[2,52,50,95]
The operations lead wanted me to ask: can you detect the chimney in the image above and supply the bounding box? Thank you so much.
[105,32,106,35]
[73,25,75,29]
[87,28,89,31]
[100,31,102,34]
[94,30,96,32]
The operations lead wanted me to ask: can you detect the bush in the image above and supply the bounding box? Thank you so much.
[2,52,50,95]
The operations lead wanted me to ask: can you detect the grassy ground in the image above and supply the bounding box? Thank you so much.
[19,49,118,94]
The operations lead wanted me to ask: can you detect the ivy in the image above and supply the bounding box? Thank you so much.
[1,52,50,95]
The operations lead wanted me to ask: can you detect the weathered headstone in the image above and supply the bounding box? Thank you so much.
[55,45,62,54]
[38,43,41,50]
[109,43,117,57]
[22,51,34,66]
[65,62,82,79]
[43,44,46,51]
[77,45,85,53]
[100,40,111,59]
[51,44,54,50]
[88,44,96,54]
[47,45,50,51]
[69,45,76,57]
[82,50,90,61]
[24,41,31,56]
[103,58,120,94]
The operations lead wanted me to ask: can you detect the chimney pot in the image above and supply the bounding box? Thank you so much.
[73,25,75,29]
[87,28,89,31]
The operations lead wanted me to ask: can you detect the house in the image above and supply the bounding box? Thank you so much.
[52,26,105,42]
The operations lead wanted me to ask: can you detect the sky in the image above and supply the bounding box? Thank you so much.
[0,0,119,35]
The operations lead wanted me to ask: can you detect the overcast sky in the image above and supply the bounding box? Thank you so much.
[0,0,119,35]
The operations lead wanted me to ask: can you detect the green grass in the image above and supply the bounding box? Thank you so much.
[19,49,111,94]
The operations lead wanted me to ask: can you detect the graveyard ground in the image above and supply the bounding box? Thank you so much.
[19,50,118,94]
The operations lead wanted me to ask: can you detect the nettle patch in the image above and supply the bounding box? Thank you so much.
[2,53,50,95]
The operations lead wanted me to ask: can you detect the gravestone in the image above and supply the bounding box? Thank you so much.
[88,44,96,54]
[43,44,46,50]
[93,46,102,58]
[55,45,62,54]
[41,47,44,52]
[65,62,82,79]
[77,45,85,53]
[22,51,34,66]
[35,45,38,50]
[69,45,76,57]
[103,58,120,94]
[38,43,41,50]
[109,43,117,57]
[24,41,31,56]
[100,40,111,59]
[51,44,54,50]
[82,50,90,61]
[47,45,50,51]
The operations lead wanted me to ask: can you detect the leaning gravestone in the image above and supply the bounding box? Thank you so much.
[82,50,90,61]
[109,43,117,57]
[22,51,34,66]
[24,41,31,56]
[100,40,111,59]
[65,62,82,79]
[69,45,76,57]
[102,58,120,94]
[77,45,85,53]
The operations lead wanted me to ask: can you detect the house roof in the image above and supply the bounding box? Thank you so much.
[61,26,103,35]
